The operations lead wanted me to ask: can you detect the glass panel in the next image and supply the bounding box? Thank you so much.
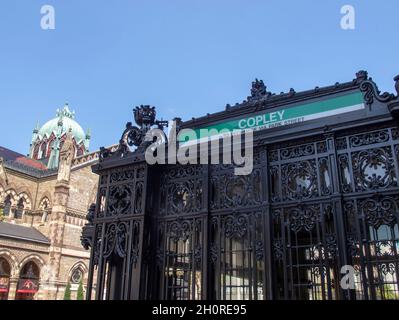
[3,196,11,216]
[15,199,24,219]
[164,219,202,300]
[218,213,264,300]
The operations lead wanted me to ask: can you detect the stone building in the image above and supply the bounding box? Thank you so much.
[0,105,111,300]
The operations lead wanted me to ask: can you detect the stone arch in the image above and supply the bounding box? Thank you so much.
[4,189,18,206]
[38,196,52,210]
[15,185,32,198]
[0,249,19,278]
[15,190,32,210]
[38,195,52,223]
[69,261,88,274]
[15,258,42,300]
[18,254,45,272]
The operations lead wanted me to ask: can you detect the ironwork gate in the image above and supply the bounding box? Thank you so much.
[269,137,342,300]
[82,73,399,300]
[339,127,399,300]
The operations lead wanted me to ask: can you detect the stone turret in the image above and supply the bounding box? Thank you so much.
[29,103,91,169]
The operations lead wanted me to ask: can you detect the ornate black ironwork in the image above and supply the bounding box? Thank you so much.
[358,71,396,105]
[82,71,399,301]
[248,78,271,101]
[99,105,169,162]
[362,195,397,228]
[81,203,96,250]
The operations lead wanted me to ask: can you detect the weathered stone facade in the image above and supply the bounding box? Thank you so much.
[0,106,115,300]
[0,148,101,300]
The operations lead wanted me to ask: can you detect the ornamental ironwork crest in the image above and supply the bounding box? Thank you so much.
[100,105,168,160]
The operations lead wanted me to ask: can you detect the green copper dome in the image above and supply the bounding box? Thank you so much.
[38,104,86,143]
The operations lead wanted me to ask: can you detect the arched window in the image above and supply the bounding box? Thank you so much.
[3,195,11,217]
[39,198,51,223]
[16,261,40,300]
[70,266,84,284]
[14,199,24,219]
[0,258,11,300]
[46,139,55,158]
[42,206,48,223]
[38,143,44,159]
[40,142,47,159]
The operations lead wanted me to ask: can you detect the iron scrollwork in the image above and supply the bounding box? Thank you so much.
[160,166,204,216]
[357,70,396,105]
[289,205,320,233]
[102,222,130,259]
[224,214,248,239]
[255,241,264,261]
[352,147,397,191]
[325,233,338,259]
[93,225,103,266]
[273,239,284,261]
[211,169,262,209]
[361,195,398,229]
[282,160,318,200]
[108,185,133,216]
[100,105,169,161]
[210,244,218,264]
[168,219,193,242]
[349,130,390,148]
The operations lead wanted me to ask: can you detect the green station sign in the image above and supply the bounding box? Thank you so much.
[180,91,365,143]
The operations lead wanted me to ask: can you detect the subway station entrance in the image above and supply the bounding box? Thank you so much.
[82,71,399,300]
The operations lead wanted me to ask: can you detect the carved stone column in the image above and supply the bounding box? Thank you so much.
[7,277,18,300]
[45,182,70,299]
[43,130,75,299]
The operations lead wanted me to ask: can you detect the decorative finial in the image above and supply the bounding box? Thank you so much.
[355,70,368,83]
[86,128,91,140]
[56,103,75,119]
[394,75,399,96]
[249,78,270,100]
[133,105,156,127]
[33,121,40,133]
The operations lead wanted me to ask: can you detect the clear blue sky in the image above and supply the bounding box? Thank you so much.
[0,0,398,155]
